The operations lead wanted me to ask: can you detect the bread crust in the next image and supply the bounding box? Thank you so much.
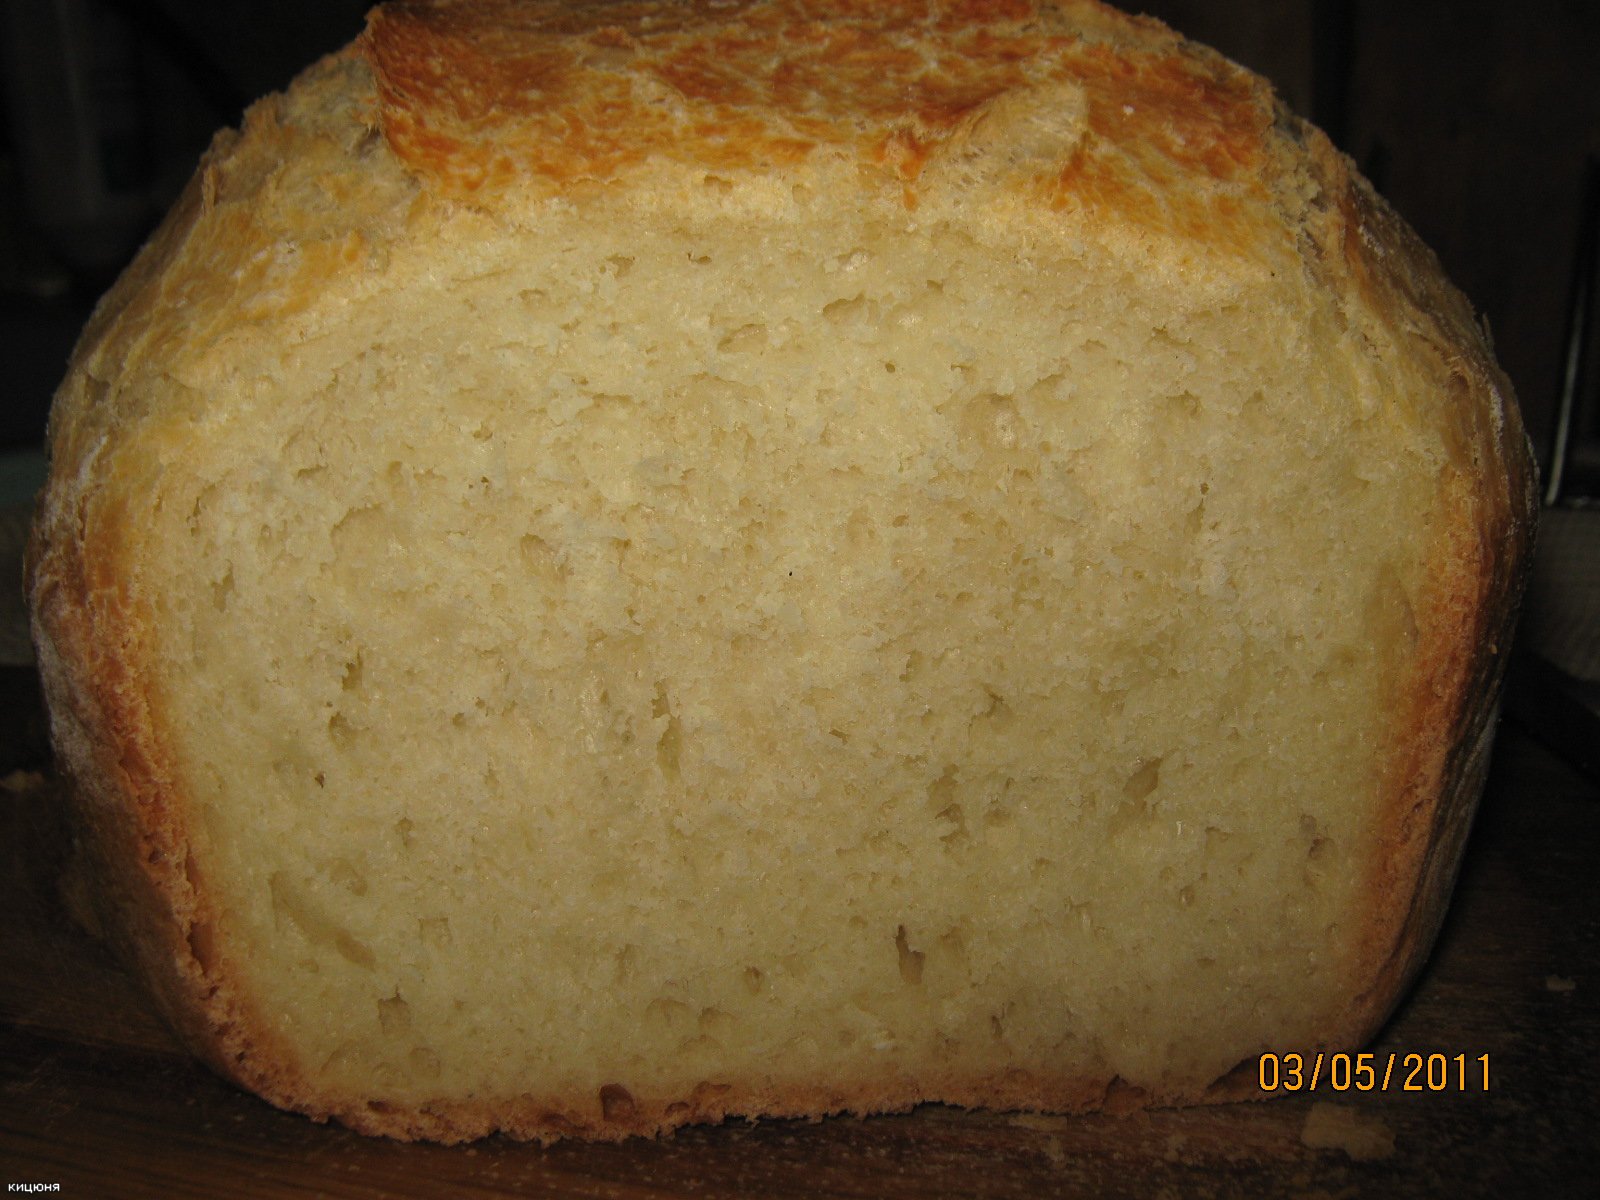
[1286,139,1538,1051]
[363,0,1283,239]
[27,0,1536,1143]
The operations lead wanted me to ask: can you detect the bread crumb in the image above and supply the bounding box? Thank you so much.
[1300,1102,1395,1161]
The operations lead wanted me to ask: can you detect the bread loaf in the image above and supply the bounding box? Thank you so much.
[27,0,1536,1143]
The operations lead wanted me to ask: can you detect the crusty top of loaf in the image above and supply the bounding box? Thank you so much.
[365,0,1275,234]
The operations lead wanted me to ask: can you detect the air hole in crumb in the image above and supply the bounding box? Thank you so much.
[645,996,692,1035]
[656,704,682,781]
[186,920,218,972]
[395,818,415,850]
[936,803,967,846]
[1123,757,1162,801]
[1305,836,1336,884]
[328,858,367,896]
[717,322,767,353]
[821,293,873,328]
[691,1081,732,1107]
[979,687,1011,722]
[599,1083,637,1121]
[1104,1076,1148,1114]
[743,967,764,995]
[327,712,356,750]
[1168,389,1201,418]
[378,991,411,1035]
[959,392,1022,453]
[895,925,925,986]
[698,1007,734,1037]
[210,567,234,612]
[183,849,203,893]
[335,932,376,969]
[269,872,375,968]
[519,534,566,586]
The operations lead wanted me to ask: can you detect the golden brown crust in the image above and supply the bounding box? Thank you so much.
[1290,151,1538,1050]
[24,157,323,1127]
[26,0,1536,1144]
[362,0,1282,240]
[250,1060,1258,1144]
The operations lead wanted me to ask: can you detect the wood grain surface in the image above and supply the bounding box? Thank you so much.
[2,725,1596,1199]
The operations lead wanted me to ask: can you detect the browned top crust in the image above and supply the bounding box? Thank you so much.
[363,0,1276,234]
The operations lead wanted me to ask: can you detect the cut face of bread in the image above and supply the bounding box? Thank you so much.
[27,0,1534,1143]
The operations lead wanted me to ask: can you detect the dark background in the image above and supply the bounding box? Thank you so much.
[2,0,1598,472]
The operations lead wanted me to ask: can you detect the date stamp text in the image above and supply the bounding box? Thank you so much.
[1258,1051,1490,1094]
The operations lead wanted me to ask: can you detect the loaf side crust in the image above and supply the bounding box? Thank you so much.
[1289,140,1537,1049]
[27,0,1536,1143]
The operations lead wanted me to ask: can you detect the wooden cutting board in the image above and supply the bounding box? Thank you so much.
[3,727,1596,1199]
